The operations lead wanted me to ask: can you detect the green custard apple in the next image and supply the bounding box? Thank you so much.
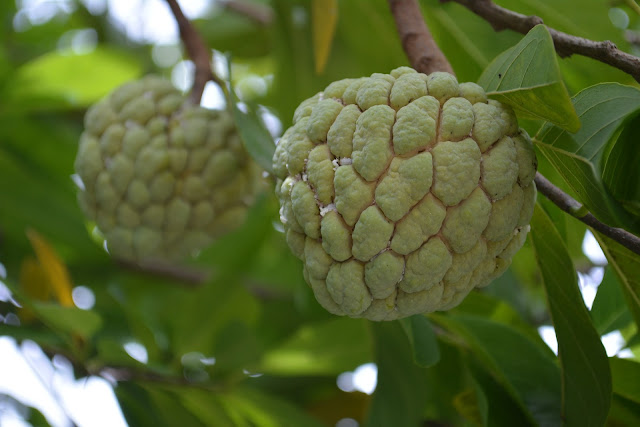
[273,67,537,321]
[75,76,261,262]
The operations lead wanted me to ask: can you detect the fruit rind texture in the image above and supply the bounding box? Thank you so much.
[274,67,537,321]
[75,76,260,262]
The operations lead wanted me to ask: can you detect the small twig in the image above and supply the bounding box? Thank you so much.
[165,0,224,103]
[221,0,274,26]
[442,0,640,83]
[534,173,640,256]
[98,366,224,390]
[388,0,455,75]
[115,258,209,287]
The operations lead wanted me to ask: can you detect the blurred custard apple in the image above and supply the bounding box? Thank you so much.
[75,76,261,261]
[273,67,537,321]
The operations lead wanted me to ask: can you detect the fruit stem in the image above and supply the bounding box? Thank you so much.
[165,0,226,104]
[388,0,455,75]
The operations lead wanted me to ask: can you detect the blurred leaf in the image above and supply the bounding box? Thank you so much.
[433,314,560,426]
[228,71,275,173]
[478,25,579,131]
[535,83,640,234]
[196,8,272,58]
[171,388,235,427]
[218,386,325,427]
[610,357,640,404]
[607,394,640,426]
[116,382,176,427]
[399,315,440,367]
[261,317,371,376]
[312,0,338,74]
[0,323,65,347]
[593,232,640,333]
[453,380,488,427]
[31,301,102,339]
[530,204,612,426]
[19,257,52,301]
[169,197,272,356]
[26,229,74,307]
[4,47,143,112]
[366,321,428,427]
[591,268,633,335]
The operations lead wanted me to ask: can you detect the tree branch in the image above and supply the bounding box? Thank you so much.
[165,0,225,103]
[442,0,640,83]
[534,173,640,256]
[388,0,455,75]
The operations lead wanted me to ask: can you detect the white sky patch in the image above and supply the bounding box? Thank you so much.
[577,272,598,310]
[200,81,226,109]
[336,363,378,395]
[0,338,70,427]
[352,363,378,395]
[601,330,629,357]
[171,60,195,92]
[123,341,148,364]
[72,286,96,310]
[582,230,607,265]
[538,326,559,355]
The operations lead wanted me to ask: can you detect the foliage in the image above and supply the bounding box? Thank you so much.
[1,0,640,426]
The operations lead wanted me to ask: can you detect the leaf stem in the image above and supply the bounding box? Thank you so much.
[534,173,640,256]
[441,0,640,83]
[165,0,225,104]
[387,0,455,75]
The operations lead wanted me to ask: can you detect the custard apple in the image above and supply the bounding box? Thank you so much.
[273,67,537,321]
[74,76,261,261]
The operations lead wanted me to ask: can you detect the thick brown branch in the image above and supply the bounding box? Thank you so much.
[443,0,640,83]
[534,173,640,256]
[165,0,224,103]
[388,0,455,75]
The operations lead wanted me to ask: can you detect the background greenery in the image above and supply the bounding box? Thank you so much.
[1,0,640,426]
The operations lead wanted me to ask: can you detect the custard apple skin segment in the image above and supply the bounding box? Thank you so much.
[75,76,260,261]
[274,67,537,321]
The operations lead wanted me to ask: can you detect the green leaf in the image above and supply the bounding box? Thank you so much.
[610,358,640,404]
[432,313,560,426]
[590,268,633,335]
[535,83,640,234]
[478,25,579,131]
[530,204,612,426]
[312,0,338,74]
[218,387,325,427]
[227,70,275,173]
[452,380,488,427]
[195,9,272,59]
[3,47,142,112]
[366,321,428,427]
[261,317,371,376]
[601,116,640,217]
[31,302,102,339]
[593,232,640,332]
[399,315,440,367]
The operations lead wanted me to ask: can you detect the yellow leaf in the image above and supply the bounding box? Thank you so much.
[20,256,52,301]
[312,0,338,74]
[26,229,74,307]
